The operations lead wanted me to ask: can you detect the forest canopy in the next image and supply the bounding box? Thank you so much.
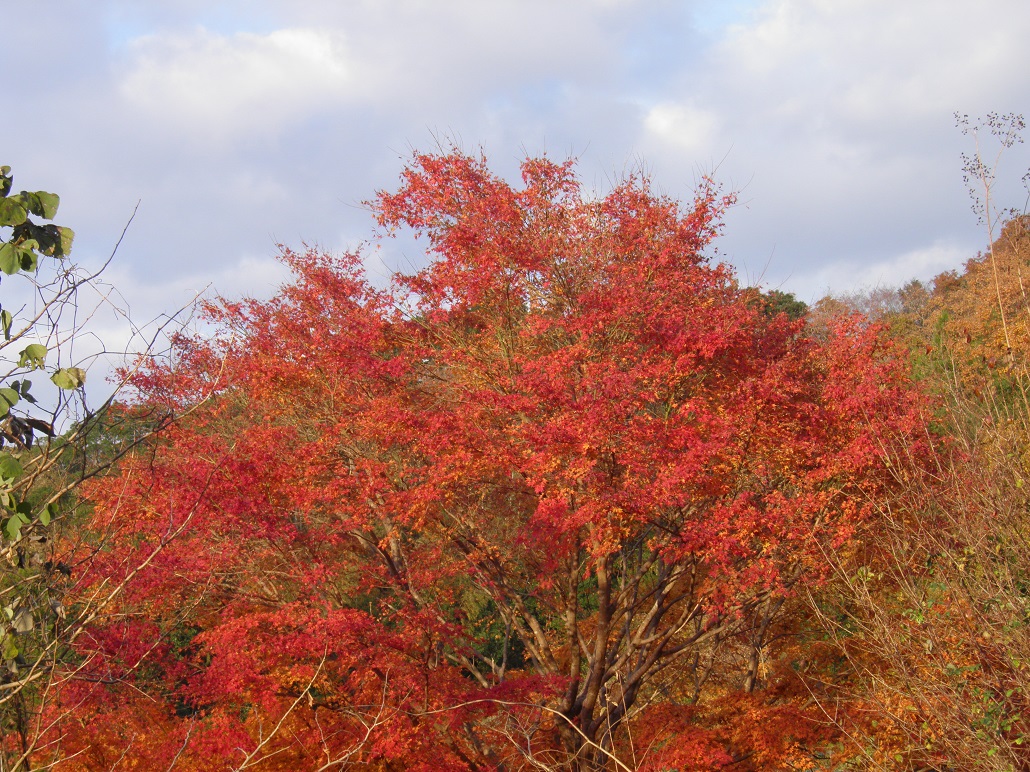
[3,144,1029,771]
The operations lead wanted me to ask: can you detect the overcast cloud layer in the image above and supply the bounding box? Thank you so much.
[6,0,1030,336]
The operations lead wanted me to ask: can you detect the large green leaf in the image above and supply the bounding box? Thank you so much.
[0,197,27,228]
[13,222,51,262]
[0,242,38,274]
[51,367,86,390]
[0,243,24,274]
[3,512,28,541]
[0,387,19,417]
[0,454,23,481]
[22,222,68,258]
[55,225,74,256]
[27,191,59,220]
[18,344,47,370]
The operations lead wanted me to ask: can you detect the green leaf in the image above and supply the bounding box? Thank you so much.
[51,366,86,390]
[55,225,74,257]
[27,191,59,220]
[13,222,52,261]
[0,243,37,274]
[0,198,27,228]
[18,344,47,370]
[26,223,66,258]
[18,244,38,272]
[0,454,24,481]
[0,633,18,662]
[39,504,52,527]
[9,192,57,221]
[9,380,35,404]
[4,515,23,541]
[0,243,23,275]
[0,388,19,409]
[1,309,12,341]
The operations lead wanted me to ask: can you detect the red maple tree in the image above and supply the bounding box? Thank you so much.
[45,150,927,770]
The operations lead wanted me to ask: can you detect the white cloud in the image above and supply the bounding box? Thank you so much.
[104,253,291,314]
[644,102,720,157]
[792,238,969,301]
[716,0,1030,123]
[7,0,1030,328]
[72,252,292,391]
[638,0,1030,295]
[118,27,355,140]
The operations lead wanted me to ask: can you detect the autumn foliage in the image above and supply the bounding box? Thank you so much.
[18,151,937,770]
[805,213,1030,771]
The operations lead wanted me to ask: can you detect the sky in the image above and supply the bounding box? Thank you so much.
[5,0,1030,375]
